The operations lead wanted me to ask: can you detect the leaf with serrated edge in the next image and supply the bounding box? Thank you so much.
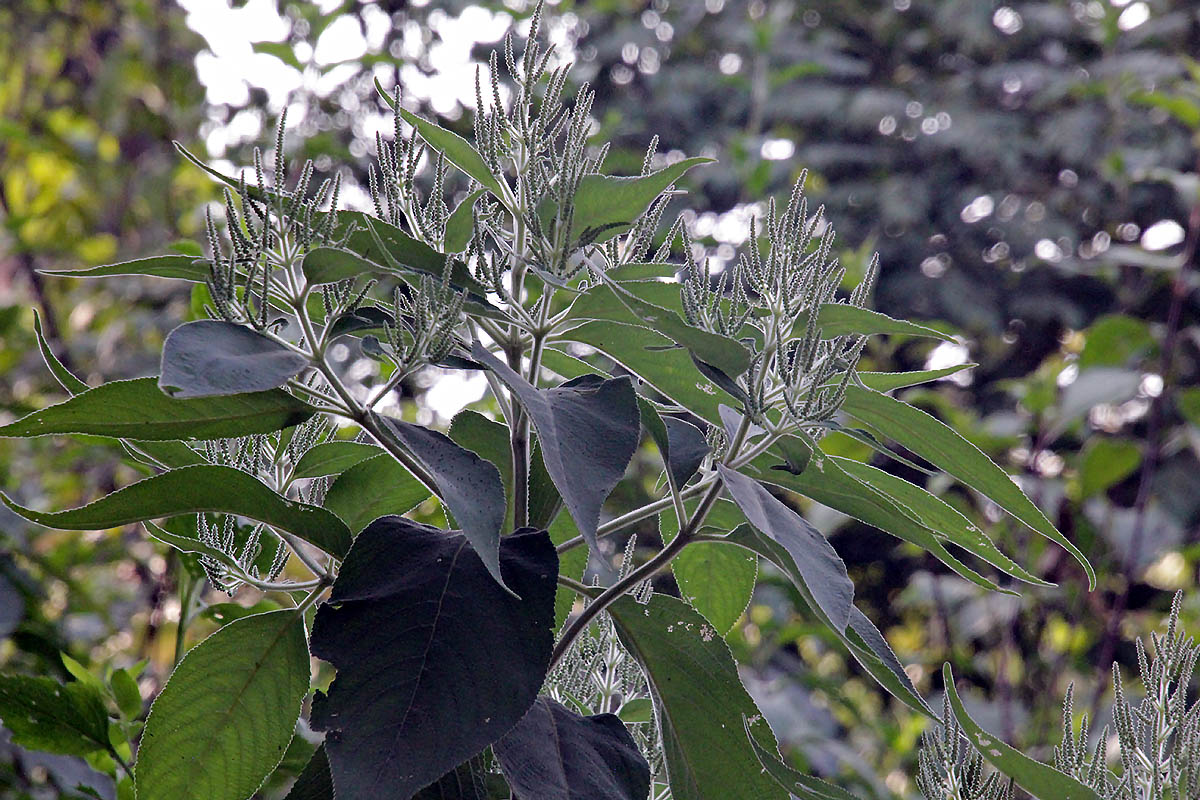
[310,518,556,800]
[0,676,110,756]
[321,453,429,534]
[135,610,310,800]
[2,464,351,558]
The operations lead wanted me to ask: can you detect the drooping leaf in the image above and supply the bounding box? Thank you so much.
[841,386,1095,588]
[472,344,640,553]
[553,321,734,425]
[309,518,557,800]
[856,365,974,392]
[743,718,864,800]
[444,188,486,252]
[942,664,1100,800]
[0,378,316,441]
[717,465,853,632]
[32,310,89,394]
[321,453,429,534]
[0,675,110,756]
[3,465,351,558]
[493,697,651,800]
[447,409,513,526]
[566,158,713,244]
[386,102,507,200]
[370,413,508,588]
[159,320,309,398]
[660,510,755,636]
[663,417,710,487]
[284,745,334,800]
[604,593,788,800]
[40,255,210,282]
[291,441,382,479]
[135,610,310,800]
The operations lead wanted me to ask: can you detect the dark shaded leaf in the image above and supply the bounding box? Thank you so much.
[942,664,1100,800]
[310,518,557,800]
[0,378,315,441]
[321,453,429,534]
[414,755,509,800]
[370,413,507,588]
[471,344,639,552]
[0,676,109,756]
[604,593,788,800]
[284,746,333,800]
[663,417,710,487]
[716,465,852,632]
[493,698,651,800]
[160,320,309,398]
[327,306,394,338]
[3,465,352,558]
[135,611,310,800]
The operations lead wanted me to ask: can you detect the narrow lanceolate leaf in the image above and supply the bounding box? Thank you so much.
[744,719,864,800]
[472,344,640,552]
[841,386,1095,588]
[40,255,210,282]
[568,158,713,244]
[942,664,1101,800]
[0,377,315,441]
[291,441,382,479]
[717,465,853,632]
[310,518,557,800]
[160,320,309,398]
[33,310,89,394]
[605,594,788,800]
[321,453,429,534]
[0,676,110,756]
[856,365,974,392]
[370,413,507,588]
[805,304,953,342]
[493,698,651,800]
[393,106,507,200]
[444,188,486,252]
[135,611,310,800]
[2,465,351,558]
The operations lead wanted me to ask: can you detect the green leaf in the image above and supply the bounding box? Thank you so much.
[310,518,557,799]
[551,512,588,631]
[110,669,142,718]
[841,386,1095,588]
[447,409,513,526]
[806,304,953,341]
[605,593,788,800]
[567,158,713,245]
[291,441,382,479]
[0,377,315,441]
[717,465,853,632]
[472,345,640,553]
[33,310,89,394]
[661,511,755,636]
[159,320,309,398]
[493,697,651,800]
[1078,437,1141,498]
[0,675,110,756]
[834,458,1049,587]
[375,82,507,200]
[942,664,1100,800]
[39,255,209,282]
[321,453,429,534]
[301,247,381,285]
[856,365,974,392]
[445,188,486,252]
[743,718,864,800]
[555,321,733,425]
[3,464,352,558]
[135,611,310,800]
[370,413,508,589]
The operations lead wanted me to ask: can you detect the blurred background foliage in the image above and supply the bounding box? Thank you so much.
[1,0,1198,797]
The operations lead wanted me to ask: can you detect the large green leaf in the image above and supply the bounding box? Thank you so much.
[310,518,557,800]
[159,320,309,398]
[0,675,110,756]
[40,255,209,282]
[942,664,1100,800]
[321,453,429,534]
[2,464,352,558]
[135,610,310,800]
[493,697,651,800]
[291,441,382,479]
[661,510,755,636]
[370,413,508,588]
[472,344,640,553]
[605,593,788,800]
[717,465,853,631]
[0,377,315,441]
[841,386,1095,588]
[566,158,713,244]
[554,321,733,425]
